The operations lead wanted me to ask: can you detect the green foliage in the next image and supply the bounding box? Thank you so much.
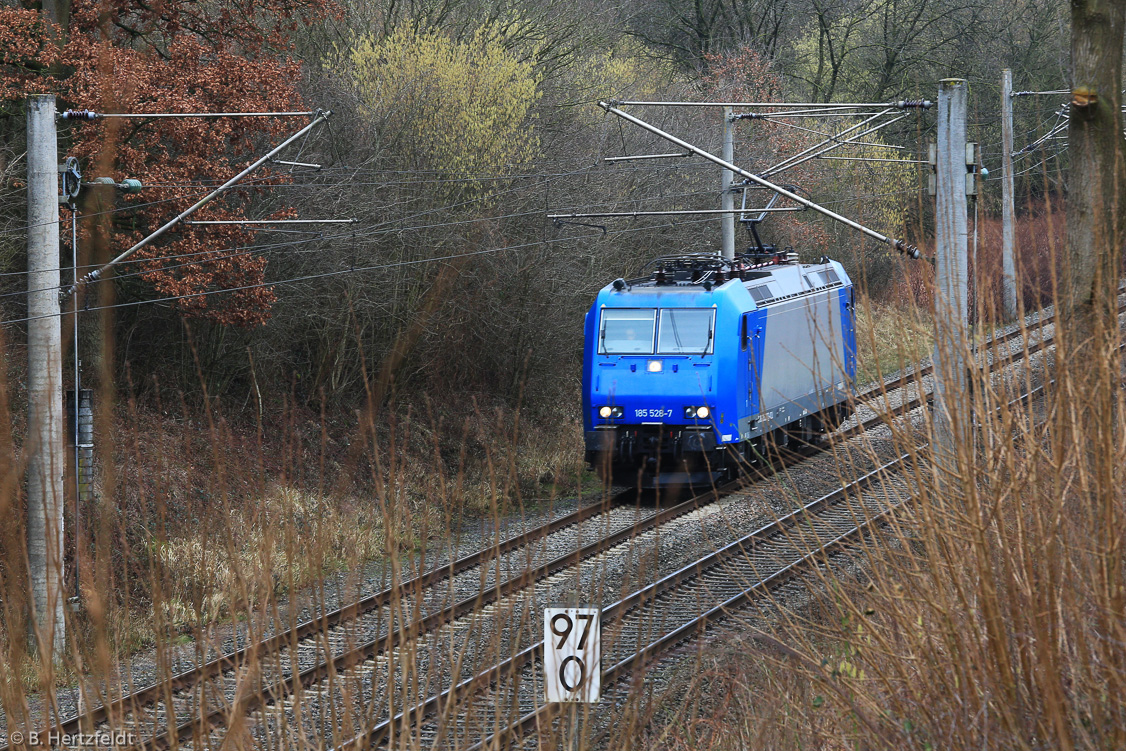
[824,125,914,239]
[565,37,674,103]
[349,26,541,191]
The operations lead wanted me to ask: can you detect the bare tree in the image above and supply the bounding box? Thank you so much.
[625,0,796,69]
[846,0,987,100]
[1063,0,1125,504]
[791,0,873,101]
[1066,1,1125,335]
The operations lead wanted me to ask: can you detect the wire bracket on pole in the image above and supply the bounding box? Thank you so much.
[270,159,323,170]
[59,109,317,120]
[183,218,357,226]
[552,218,607,234]
[603,153,691,163]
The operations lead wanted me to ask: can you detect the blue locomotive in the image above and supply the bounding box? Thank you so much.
[582,252,857,488]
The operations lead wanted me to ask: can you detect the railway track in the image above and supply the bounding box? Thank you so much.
[35,394,916,751]
[339,452,914,750]
[8,299,1116,751]
[335,311,1126,751]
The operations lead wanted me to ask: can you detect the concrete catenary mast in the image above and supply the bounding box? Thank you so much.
[26,93,67,658]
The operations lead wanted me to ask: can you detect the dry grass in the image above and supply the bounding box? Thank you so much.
[853,292,935,385]
[153,484,386,628]
[0,355,589,715]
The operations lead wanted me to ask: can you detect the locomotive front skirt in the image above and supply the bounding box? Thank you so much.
[582,255,857,489]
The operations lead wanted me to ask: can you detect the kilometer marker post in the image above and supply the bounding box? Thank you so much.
[544,607,601,703]
[545,607,601,751]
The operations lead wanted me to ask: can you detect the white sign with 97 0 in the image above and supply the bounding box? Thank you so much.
[543,607,601,703]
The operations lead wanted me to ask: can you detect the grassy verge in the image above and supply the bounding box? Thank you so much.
[0,382,588,703]
[854,292,935,385]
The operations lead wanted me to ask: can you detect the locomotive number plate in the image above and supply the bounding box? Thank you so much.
[634,408,673,419]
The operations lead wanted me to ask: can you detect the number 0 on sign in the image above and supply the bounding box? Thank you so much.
[544,607,601,703]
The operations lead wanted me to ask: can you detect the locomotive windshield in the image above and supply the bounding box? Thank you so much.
[599,308,656,354]
[658,309,714,354]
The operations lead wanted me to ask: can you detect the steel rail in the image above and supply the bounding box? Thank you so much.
[39,494,624,739]
[980,340,1126,424]
[338,452,911,751]
[832,296,1125,455]
[867,294,1126,405]
[140,485,733,749]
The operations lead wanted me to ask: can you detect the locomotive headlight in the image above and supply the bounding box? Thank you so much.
[684,406,711,419]
[598,406,624,419]
[647,360,663,373]
[696,406,711,419]
[599,406,613,419]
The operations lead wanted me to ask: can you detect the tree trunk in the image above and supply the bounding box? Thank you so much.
[1065,3,1125,727]
[1068,1,1126,321]
[1065,0,1125,440]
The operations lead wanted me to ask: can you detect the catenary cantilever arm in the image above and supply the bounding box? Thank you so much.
[598,102,922,259]
[60,110,332,303]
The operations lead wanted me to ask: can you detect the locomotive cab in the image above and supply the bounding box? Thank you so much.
[582,252,856,490]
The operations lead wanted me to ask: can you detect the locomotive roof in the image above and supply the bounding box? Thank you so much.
[601,253,847,307]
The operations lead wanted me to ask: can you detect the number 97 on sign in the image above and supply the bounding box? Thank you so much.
[544,607,601,703]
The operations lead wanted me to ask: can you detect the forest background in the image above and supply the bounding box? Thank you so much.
[0,0,1072,589]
